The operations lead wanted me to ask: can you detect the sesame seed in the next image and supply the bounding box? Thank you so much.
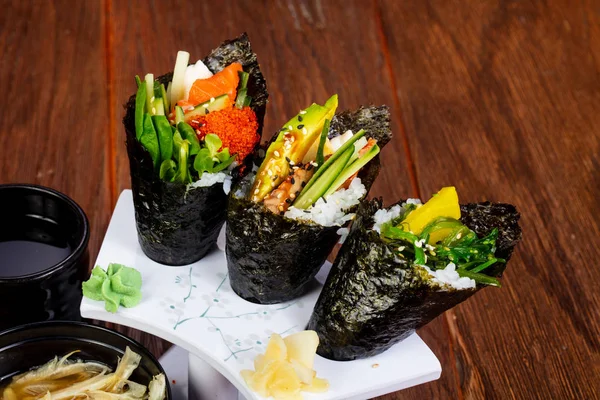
[254,189,259,194]
[274,151,280,157]
[288,125,293,130]
[323,198,328,203]
[205,109,210,114]
[285,156,291,162]
[300,110,307,115]
[298,115,303,122]
[290,193,296,199]
[152,107,157,114]
[280,211,285,215]
[277,192,283,199]
[291,178,295,184]
[302,128,308,135]
[285,198,292,204]
[278,205,284,211]
[275,166,281,173]
[210,97,215,103]
[301,182,306,187]
[297,124,304,129]
[273,175,278,181]
[150,96,155,102]
[267,170,273,176]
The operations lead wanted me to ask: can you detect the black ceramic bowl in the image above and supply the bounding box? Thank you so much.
[0,184,90,331]
[0,321,171,398]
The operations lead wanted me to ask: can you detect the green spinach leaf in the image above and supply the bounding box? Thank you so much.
[135,83,146,140]
[140,114,160,169]
[152,115,173,163]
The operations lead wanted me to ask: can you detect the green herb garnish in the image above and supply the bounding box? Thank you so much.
[193,134,236,175]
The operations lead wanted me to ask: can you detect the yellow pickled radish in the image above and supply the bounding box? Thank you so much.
[264,333,287,361]
[302,377,330,393]
[290,359,316,385]
[254,354,267,371]
[402,186,460,235]
[283,331,319,369]
[270,361,302,395]
[241,331,329,399]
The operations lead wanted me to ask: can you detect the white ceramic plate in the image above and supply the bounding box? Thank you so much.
[80,190,441,400]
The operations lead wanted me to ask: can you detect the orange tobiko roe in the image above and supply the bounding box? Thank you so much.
[194,106,259,163]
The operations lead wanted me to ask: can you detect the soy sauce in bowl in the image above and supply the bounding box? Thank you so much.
[0,216,72,278]
[0,184,90,330]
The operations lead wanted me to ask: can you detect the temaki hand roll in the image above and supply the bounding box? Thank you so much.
[123,33,268,265]
[226,96,392,304]
[307,187,522,360]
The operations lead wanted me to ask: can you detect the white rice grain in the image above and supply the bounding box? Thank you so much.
[421,263,476,290]
[284,178,366,227]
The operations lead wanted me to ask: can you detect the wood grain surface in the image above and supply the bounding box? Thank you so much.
[1,0,598,398]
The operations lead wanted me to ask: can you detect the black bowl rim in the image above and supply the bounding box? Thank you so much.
[0,184,90,282]
[0,320,171,398]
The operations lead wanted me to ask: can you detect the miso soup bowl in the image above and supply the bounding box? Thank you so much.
[0,321,172,399]
[0,184,90,331]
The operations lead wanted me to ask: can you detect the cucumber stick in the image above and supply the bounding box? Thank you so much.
[170,51,190,107]
[184,94,229,122]
[301,129,366,194]
[160,84,169,114]
[144,74,154,113]
[324,144,380,197]
[152,98,165,116]
[175,106,185,124]
[293,146,354,209]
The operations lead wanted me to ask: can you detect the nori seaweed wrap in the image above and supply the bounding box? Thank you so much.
[123,33,268,265]
[307,193,522,361]
[226,101,392,304]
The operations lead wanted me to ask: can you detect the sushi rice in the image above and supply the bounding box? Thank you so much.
[285,178,366,227]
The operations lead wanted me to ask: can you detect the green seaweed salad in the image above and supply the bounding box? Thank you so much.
[377,186,504,287]
[133,51,260,184]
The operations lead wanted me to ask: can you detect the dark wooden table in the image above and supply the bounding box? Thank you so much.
[2,1,598,398]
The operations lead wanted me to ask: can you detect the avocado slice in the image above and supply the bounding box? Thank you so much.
[250,94,338,202]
